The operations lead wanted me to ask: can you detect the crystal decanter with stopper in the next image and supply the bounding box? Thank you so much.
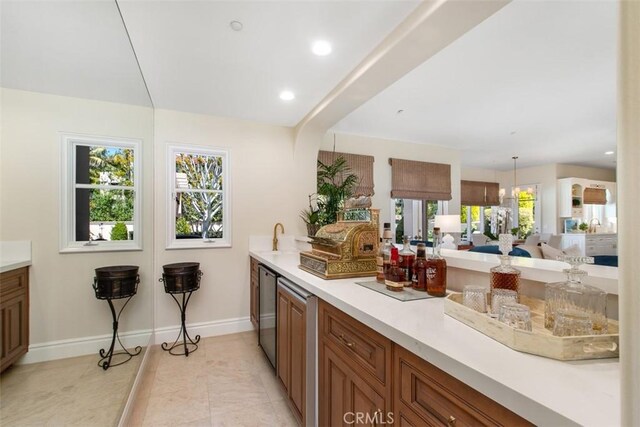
[544,256,608,334]
[376,223,393,284]
[490,234,521,300]
[426,228,447,297]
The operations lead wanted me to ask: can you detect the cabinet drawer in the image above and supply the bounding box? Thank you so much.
[319,300,391,385]
[395,346,532,427]
[0,267,28,298]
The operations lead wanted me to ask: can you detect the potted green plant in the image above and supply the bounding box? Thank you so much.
[316,155,358,226]
[300,194,321,237]
[579,222,589,232]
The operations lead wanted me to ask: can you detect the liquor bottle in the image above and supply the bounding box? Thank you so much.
[399,236,415,287]
[426,227,447,297]
[385,247,406,292]
[412,243,428,291]
[376,223,393,284]
[490,234,521,300]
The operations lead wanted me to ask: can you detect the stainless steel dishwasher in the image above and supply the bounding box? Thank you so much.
[277,276,317,427]
[258,264,278,369]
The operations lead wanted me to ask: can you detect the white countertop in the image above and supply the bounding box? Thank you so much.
[442,248,618,295]
[250,249,619,427]
[0,241,32,273]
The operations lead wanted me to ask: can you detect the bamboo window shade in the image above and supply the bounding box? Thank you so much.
[389,158,451,200]
[318,150,375,196]
[583,187,607,205]
[461,180,500,206]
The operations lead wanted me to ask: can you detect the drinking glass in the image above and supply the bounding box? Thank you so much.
[490,288,518,317]
[553,309,593,337]
[462,285,488,313]
[498,302,532,331]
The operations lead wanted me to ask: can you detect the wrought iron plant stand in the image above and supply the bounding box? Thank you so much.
[159,262,202,356]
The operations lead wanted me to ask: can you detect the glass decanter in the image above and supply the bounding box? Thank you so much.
[544,256,608,334]
[490,234,521,300]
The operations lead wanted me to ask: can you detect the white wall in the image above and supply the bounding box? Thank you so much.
[153,109,298,331]
[0,88,154,348]
[320,133,462,227]
[460,166,500,182]
[557,163,616,181]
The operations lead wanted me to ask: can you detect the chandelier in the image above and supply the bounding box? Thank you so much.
[499,156,534,203]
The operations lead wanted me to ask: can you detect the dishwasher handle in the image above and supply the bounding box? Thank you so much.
[277,277,313,301]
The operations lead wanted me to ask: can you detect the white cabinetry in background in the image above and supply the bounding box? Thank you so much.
[561,233,617,256]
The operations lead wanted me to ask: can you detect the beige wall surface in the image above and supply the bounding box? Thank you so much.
[153,109,298,329]
[460,166,501,182]
[0,88,154,345]
[320,133,462,224]
[556,163,616,181]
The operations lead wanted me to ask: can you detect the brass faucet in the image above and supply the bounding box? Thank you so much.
[273,223,285,251]
[588,218,601,234]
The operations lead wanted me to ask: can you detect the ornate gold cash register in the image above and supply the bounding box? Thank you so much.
[299,208,379,279]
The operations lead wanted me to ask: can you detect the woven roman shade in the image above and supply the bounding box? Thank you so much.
[389,158,451,200]
[318,150,375,196]
[461,180,500,206]
[583,187,607,205]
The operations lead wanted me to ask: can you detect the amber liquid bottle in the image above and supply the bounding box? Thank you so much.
[398,235,415,287]
[412,243,428,291]
[376,223,393,284]
[426,228,447,297]
[385,247,406,292]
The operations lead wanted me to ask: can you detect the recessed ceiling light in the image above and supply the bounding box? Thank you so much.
[230,21,243,31]
[396,109,404,114]
[312,40,332,56]
[279,90,295,101]
[604,151,614,155]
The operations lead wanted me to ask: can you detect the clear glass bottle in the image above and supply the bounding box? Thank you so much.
[544,256,608,334]
[490,234,521,300]
[426,227,447,296]
[399,236,415,287]
[412,243,427,291]
[376,223,393,284]
[385,247,405,292]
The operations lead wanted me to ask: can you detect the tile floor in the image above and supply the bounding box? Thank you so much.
[126,331,298,427]
[0,350,142,426]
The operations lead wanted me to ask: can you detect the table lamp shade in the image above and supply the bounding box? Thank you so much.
[434,215,462,233]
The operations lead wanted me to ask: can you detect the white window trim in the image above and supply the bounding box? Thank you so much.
[60,133,142,253]
[166,144,231,250]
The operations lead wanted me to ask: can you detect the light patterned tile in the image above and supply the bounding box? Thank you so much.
[208,373,271,416]
[272,400,300,427]
[142,382,210,427]
[211,402,280,427]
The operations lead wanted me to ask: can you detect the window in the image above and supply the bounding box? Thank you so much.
[513,184,541,238]
[167,145,230,249]
[391,199,446,244]
[60,134,141,252]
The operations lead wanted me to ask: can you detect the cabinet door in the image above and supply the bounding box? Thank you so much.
[320,343,386,427]
[394,345,533,427]
[1,293,28,372]
[288,295,306,421]
[250,257,259,330]
[277,288,290,391]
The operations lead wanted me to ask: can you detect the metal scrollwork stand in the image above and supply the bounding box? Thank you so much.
[159,270,202,356]
[93,275,142,370]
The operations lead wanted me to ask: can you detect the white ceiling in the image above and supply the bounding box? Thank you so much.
[0,1,151,107]
[1,1,618,171]
[331,0,618,170]
[117,0,421,126]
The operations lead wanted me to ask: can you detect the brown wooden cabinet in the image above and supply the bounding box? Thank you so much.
[1,267,29,373]
[250,257,259,330]
[394,345,533,427]
[277,284,307,425]
[318,299,533,426]
[318,300,392,426]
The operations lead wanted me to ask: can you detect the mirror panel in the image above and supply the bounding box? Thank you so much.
[0,1,153,424]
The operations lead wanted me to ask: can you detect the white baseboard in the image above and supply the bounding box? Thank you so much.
[19,329,153,365]
[153,316,253,345]
[119,332,154,427]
